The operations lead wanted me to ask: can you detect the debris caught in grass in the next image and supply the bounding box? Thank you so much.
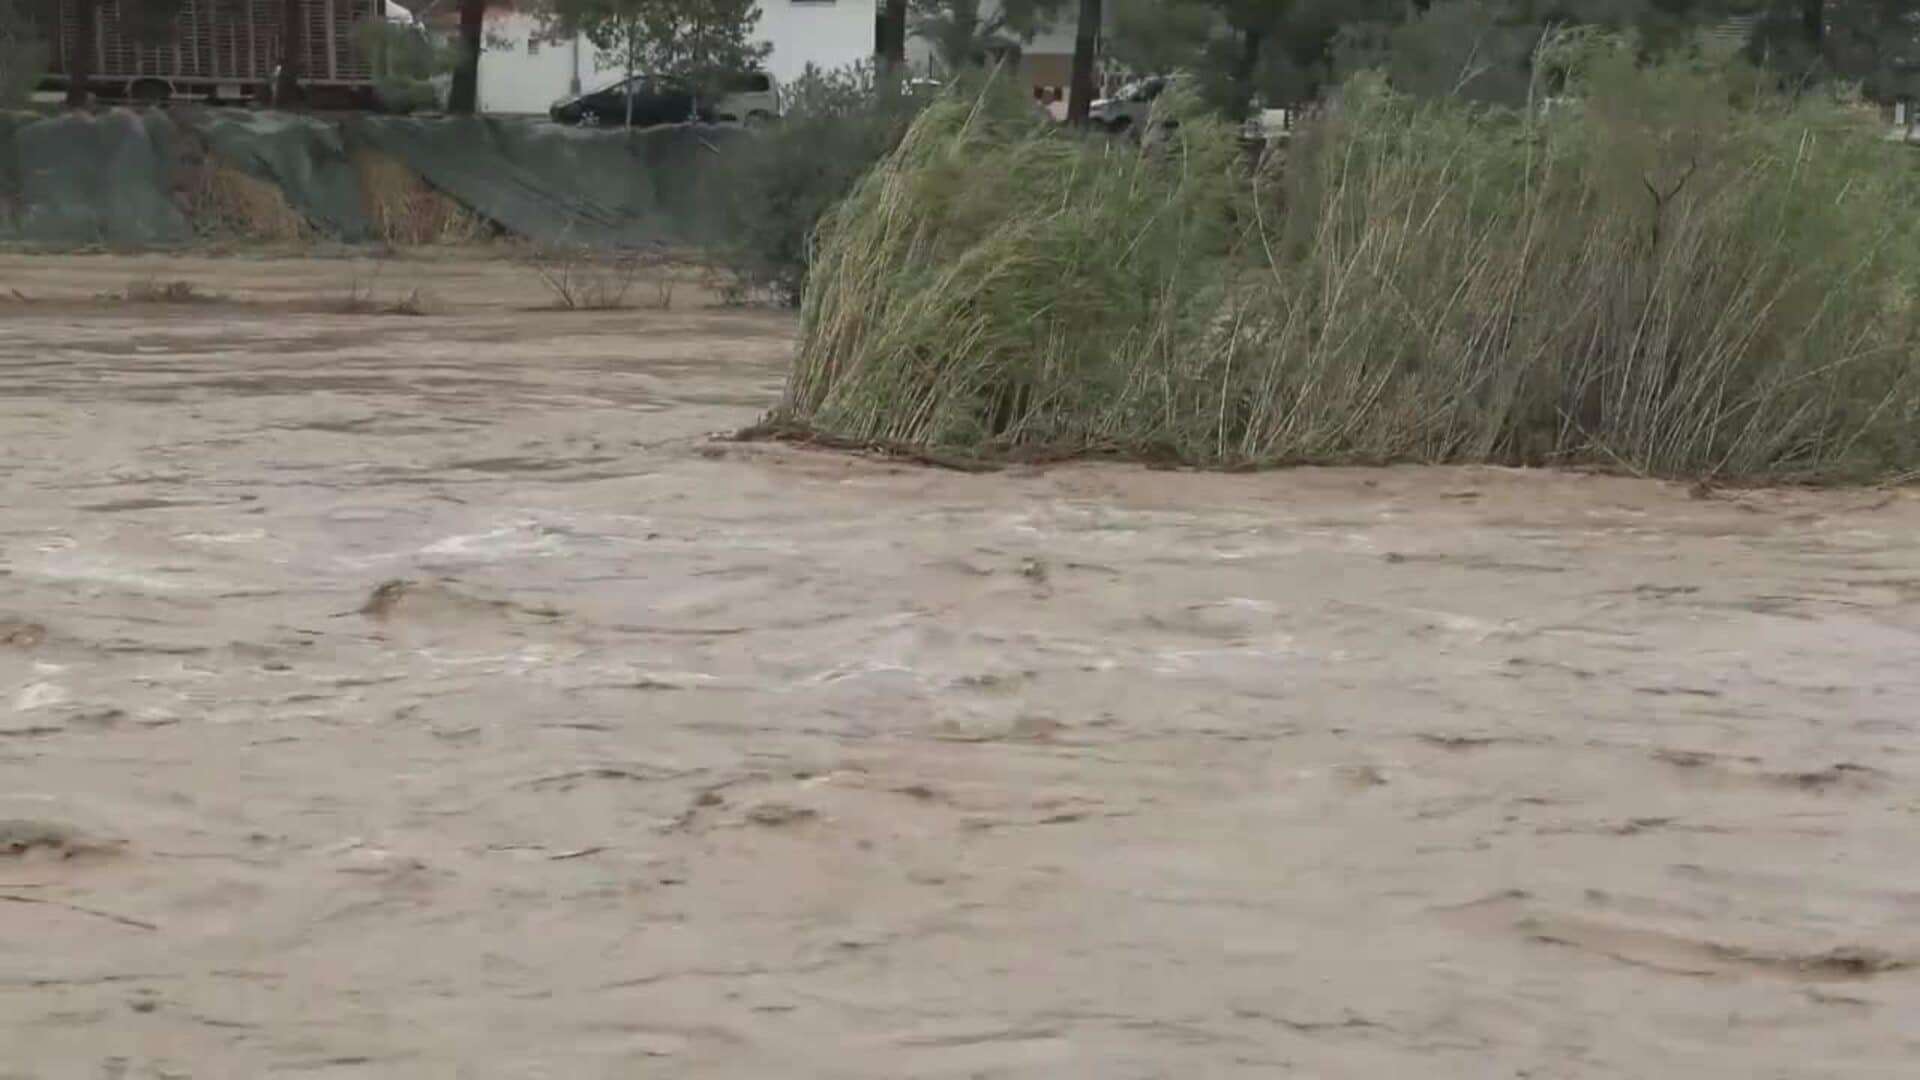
[382,287,437,316]
[330,267,439,316]
[526,245,637,310]
[333,278,382,315]
[109,278,214,304]
[522,244,676,311]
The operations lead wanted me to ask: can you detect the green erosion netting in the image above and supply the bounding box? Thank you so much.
[0,111,20,241]
[0,108,747,249]
[784,56,1920,483]
[184,109,375,241]
[343,115,745,249]
[0,108,190,246]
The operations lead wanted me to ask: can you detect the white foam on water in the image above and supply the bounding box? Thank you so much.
[177,529,268,544]
[631,671,720,687]
[1151,636,1301,676]
[13,682,68,711]
[419,523,567,560]
[24,556,196,593]
[1211,597,1277,613]
[803,661,918,687]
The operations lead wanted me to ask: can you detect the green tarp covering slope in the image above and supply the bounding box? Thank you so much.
[0,107,745,249]
[185,109,376,242]
[0,108,190,247]
[342,115,742,248]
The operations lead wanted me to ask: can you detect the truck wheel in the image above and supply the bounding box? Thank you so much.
[129,79,172,105]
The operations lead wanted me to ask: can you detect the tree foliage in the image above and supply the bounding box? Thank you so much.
[1107,0,1217,76]
[354,18,456,113]
[908,0,1071,72]
[540,0,771,105]
[1754,0,1920,99]
[0,0,47,107]
[1104,0,1920,111]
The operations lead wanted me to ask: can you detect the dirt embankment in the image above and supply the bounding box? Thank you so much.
[3,253,1919,1077]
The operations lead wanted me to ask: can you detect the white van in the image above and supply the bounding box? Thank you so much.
[1087,74,1191,135]
[709,70,781,124]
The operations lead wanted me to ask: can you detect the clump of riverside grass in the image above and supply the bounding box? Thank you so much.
[780,35,1920,481]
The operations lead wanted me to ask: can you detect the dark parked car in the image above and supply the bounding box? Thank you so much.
[549,71,779,128]
[550,75,698,127]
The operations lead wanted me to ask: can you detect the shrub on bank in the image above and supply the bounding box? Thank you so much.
[779,40,1920,482]
[716,63,940,305]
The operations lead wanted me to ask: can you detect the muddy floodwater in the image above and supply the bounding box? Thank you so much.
[3,253,1918,1077]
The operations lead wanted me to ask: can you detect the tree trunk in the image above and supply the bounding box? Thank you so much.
[878,0,907,69]
[65,0,97,107]
[1799,0,1823,49]
[1067,0,1099,127]
[275,0,303,106]
[1230,26,1264,122]
[448,0,484,115]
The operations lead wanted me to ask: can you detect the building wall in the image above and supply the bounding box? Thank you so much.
[478,14,585,115]
[755,0,880,86]
[476,0,878,116]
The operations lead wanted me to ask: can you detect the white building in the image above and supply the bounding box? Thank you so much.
[464,0,881,115]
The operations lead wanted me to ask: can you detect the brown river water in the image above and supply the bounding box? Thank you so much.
[2,254,1918,1077]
